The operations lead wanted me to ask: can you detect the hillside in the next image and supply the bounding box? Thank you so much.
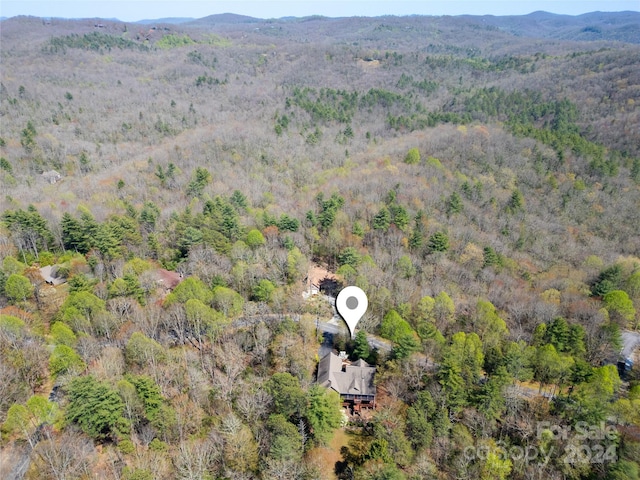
[1,12,639,480]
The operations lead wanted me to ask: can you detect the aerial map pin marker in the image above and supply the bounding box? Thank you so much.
[336,286,368,339]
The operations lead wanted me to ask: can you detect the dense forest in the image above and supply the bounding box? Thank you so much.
[1,11,639,480]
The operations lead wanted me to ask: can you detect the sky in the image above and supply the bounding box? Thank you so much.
[1,0,639,22]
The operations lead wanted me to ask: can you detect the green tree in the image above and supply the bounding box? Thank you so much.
[0,314,26,338]
[475,366,511,420]
[392,333,421,359]
[480,440,512,480]
[607,460,639,480]
[408,211,425,250]
[185,298,225,342]
[404,147,421,165]
[230,190,248,210]
[338,246,361,268]
[125,332,166,367]
[592,264,622,297]
[473,300,508,351]
[533,344,573,394]
[569,364,621,423]
[0,156,13,174]
[20,120,37,152]
[266,414,303,462]
[178,226,203,256]
[506,189,524,213]
[164,277,212,306]
[252,279,275,302]
[59,291,106,332]
[414,295,435,326]
[439,332,484,410]
[2,256,25,275]
[49,344,85,377]
[482,246,502,268]
[380,309,415,343]
[316,192,344,231]
[372,206,391,231]
[446,191,463,216]
[4,274,33,303]
[2,205,54,259]
[286,247,307,284]
[397,255,415,278]
[94,224,121,261]
[246,228,265,248]
[389,204,409,230]
[266,373,306,419]
[405,391,435,449]
[186,167,211,197]
[364,438,394,464]
[433,291,456,331]
[353,330,370,360]
[211,286,244,318]
[3,395,57,446]
[127,375,164,423]
[501,340,534,381]
[625,271,640,299]
[306,385,342,445]
[427,231,449,253]
[603,290,636,326]
[277,214,300,232]
[139,201,160,233]
[66,375,125,441]
[61,213,87,252]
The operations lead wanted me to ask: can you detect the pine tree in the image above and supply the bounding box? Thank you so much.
[353,330,370,360]
[372,206,391,231]
[427,232,449,253]
[482,246,501,267]
[446,191,463,216]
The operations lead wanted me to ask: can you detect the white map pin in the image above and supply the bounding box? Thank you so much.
[336,286,368,339]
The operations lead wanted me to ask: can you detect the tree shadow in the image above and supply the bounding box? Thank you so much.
[319,277,343,297]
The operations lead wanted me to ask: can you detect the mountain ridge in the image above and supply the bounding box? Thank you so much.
[2,10,638,43]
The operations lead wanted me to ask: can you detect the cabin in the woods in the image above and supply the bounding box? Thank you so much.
[39,265,66,286]
[154,268,183,292]
[303,264,341,298]
[42,170,62,184]
[317,352,376,412]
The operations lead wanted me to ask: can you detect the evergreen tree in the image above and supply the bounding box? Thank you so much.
[446,191,463,216]
[353,330,370,360]
[372,206,391,231]
[427,231,449,253]
[390,204,409,230]
[306,385,342,445]
[482,246,501,268]
[506,189,525,213]
[187,167,211,197]
[66,375,125,441]
[2,205,54,259]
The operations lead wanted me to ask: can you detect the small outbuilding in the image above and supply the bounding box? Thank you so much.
[42,170,62,184]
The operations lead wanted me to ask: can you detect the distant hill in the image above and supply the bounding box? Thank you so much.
[136,17,194,25]
[186,12,261,25]
[466,10,640,44]
[2,11,638,43]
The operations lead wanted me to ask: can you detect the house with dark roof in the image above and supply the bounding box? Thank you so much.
[317,352,376,412]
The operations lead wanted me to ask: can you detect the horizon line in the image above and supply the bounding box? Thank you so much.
[2,9,640,23]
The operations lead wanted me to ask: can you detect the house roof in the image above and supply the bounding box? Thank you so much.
[154,268,183,290]
[317,352,376,397]
[39,265,66,285]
